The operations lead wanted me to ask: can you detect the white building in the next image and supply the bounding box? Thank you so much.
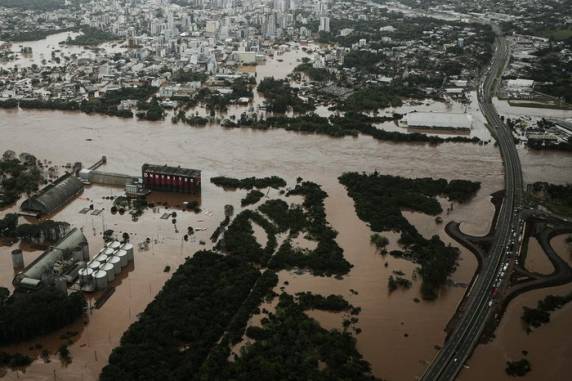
[319,16,330,33]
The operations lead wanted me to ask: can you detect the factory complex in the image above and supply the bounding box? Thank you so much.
[8,159,201,305]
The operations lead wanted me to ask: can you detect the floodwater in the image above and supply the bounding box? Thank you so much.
[461,282,572,381]
[0,43,571,381]
[524,237,555,275]
[460,234,572,381]
[0,31,126,69]
[0,105,505,381]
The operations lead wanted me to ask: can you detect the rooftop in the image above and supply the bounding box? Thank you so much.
[142,163,201,178]
[405,112,473,129]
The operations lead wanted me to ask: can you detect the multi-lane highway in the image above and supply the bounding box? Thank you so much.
[421,35,524,381]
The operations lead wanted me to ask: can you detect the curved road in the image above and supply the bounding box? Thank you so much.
[421,35,524,380]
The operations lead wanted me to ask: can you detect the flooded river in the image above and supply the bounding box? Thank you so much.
[0,41,571,381]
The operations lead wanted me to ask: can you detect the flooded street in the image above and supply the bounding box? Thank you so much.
[0,41,571,381]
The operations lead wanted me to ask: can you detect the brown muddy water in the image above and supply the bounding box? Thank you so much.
[0,55,572,381]
[460,234,572,381]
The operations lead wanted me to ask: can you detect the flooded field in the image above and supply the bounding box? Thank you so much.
[1,36,571,381]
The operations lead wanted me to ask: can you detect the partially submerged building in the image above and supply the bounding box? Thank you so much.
[21,173,84,216]
[142,164,201,194]
[404,112,473,132]
[13,228,89,291]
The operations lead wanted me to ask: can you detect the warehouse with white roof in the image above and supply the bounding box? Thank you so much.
[404,112,473,131]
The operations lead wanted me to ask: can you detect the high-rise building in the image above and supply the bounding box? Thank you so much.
[319,16,330,33]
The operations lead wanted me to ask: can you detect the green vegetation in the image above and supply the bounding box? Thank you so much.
[0,153,43,207]
[100,251,260,380]
[295,292,354,312]
[505,358,531,377]
[225,270,278,344]
[258,199,306,235]
[388,276,412,292]
[370,233,389,252]
[241,190,265,206]
[0,287,86,345]
[0,86,157,119]
[236,112,481,144]
[269,181,352,276]
[542,28,572,41]
[0,213,18,237]
[67,27,119,46]
[0,0,65,10]
[257,77,315,113]
[136,98,165,121]
[526,45,572,103]
[102,174,372,380]
[203,294,378,381]
[341,87,402,112]
[294,63,332,82]
[343,50,382,72]
[6,29,71,42]
[210,175,286,190]
[530,182,572,216]
[521,292,572,330]
[171,69,208,83]
[219,210,276,266]
[0,351,33,369]
[339,172,480,299]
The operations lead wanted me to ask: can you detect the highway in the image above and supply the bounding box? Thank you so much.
[420,35,524,381]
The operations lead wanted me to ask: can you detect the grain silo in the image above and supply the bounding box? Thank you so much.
[102,263,115,282]
[116,250,128,267]
[96,253,109,263]
[78,267,94,284]
[108,256,121,275]
[88,260,101,271]
[122,243,134,262]
[94,270,108,290]
[11,249,24,269]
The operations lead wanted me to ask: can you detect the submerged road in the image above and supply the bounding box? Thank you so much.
[421,35,524,380]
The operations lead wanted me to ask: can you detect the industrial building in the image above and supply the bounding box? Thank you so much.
[21,173,84,216]
[79,241,134,292]
[79,168,137,187]
[142,164,201,194]
[13,228,89,291]
[404,112,473,132]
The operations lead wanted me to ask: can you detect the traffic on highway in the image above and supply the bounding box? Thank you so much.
[421,35,525,381]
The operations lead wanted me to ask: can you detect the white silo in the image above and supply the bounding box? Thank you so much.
[111,241,121,250]
[108,256,122,275]
[94,270,108,290]
[104,248,115,256]
[102,263,115,282]
[116,250,128,267]
[11,249,24,269]
[88,260,101,271]
[122,243,134,262]
[79,267,94,284]
[96,253,109,263]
